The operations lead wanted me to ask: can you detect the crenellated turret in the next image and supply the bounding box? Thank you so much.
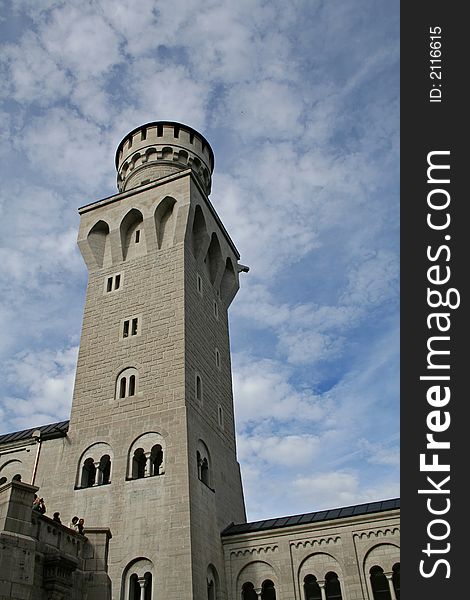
[115,121,214,194]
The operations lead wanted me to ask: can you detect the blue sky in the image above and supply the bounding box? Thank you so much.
[0,0,399,521]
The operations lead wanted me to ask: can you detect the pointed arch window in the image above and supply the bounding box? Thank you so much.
[207,564,219,600]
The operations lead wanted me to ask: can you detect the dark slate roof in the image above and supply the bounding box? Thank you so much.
[0,420,70,445]
[222,498,400,536]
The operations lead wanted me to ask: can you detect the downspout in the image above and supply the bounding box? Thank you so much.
[31,429,42,486]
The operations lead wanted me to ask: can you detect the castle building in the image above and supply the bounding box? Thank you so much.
[0,122,399,600]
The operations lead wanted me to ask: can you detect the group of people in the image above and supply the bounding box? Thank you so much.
[68,515,85,534]
[31,495,85,534]
[32,495,46,514]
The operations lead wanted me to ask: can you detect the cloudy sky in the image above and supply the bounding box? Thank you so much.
[0,0,399,521]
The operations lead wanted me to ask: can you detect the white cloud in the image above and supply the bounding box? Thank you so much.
[292,471,399,511]
[1,32,72,105]
[223,80,304,139]
[238,434,321,468]
[19,108,116,193]
[40,6,122,78]
[2,345,78,432]
[124,62,210,131]
[233,355,327,426]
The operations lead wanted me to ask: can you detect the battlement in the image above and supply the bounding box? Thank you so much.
[115,121,214,195]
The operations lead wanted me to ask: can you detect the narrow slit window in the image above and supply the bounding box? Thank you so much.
[120,378,126,399]
[107,277,113,292]
[196,375,202,403]
[189,132,194,144]
[115,274,121,289]
[157,124,163,136]
[218,405,224,428]
[197,274,202,295]
[123,320,130,338]
[129,375,136,396]
[128,136,133,149]
[174,126,180,138]
[215,349,220,369]
[131,318,138,336]
[135,230,140,243]
[141,128,147,141]
[213,301,219,319]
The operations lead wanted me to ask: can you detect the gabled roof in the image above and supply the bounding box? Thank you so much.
[222,498,400,536]
[0,420,70,445]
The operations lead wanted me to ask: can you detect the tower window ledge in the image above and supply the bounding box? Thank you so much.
[125,473,165,482]
[199,479,215,493]
[74,481,111,491]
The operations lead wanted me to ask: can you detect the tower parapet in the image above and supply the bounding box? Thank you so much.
[115,121,214,194]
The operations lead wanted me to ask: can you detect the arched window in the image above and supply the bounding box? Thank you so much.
[128,432,166,480]
[208,579,215,600]
[143,573,152,600]
[87,220,111,268]
[325,572,342,600]
[220,257,237,304]
[197,440,211,488]
[205,233,223,284]
[129,375,136,396]
[124,561,153,600]
[0,459,23,486]
[261,580,276,600]
[392,563,400,599]
[150,445,163,476]
[81,457,96,488]
[120,208,145,260]
[155,196,176,250]
[116,367,138,400]
[133,448,147,479]
[196,374,203,404]
[77,442,113,489]
[129,574,140,600]
[207,564,219,600]
[304,575,322,600]
[370,566,391,600]
[242,582,258,600]
[192,205,208,258]
[200,456,209,485]
[98,454,111,485]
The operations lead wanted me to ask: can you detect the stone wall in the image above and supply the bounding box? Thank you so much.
[222,508,400,600]
[0,480,111,600]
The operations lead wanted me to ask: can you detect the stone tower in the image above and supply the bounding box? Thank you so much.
[35,122,247,599]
